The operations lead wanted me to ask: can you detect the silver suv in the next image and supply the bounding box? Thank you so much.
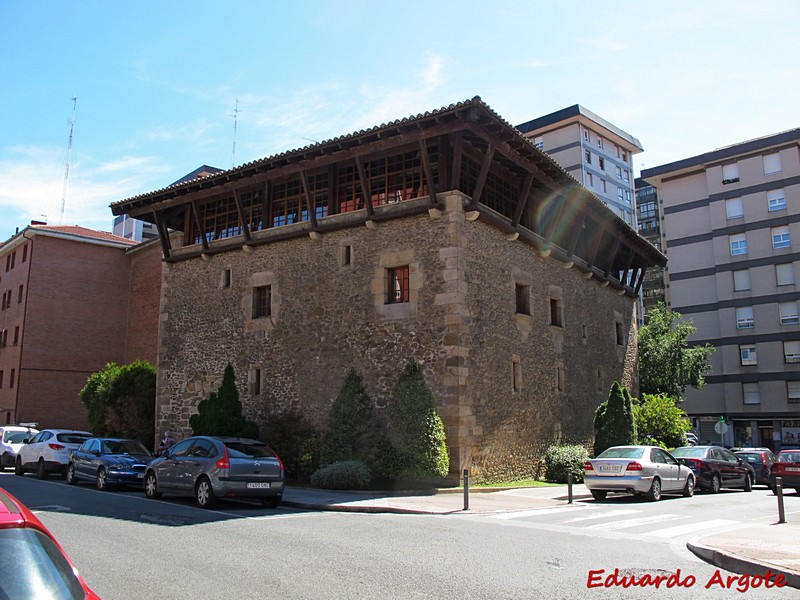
[0,425,39,470]
[143,436,284,508]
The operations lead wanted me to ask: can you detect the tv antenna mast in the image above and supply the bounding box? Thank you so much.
[231,99,241,168]
[59,97,77,225]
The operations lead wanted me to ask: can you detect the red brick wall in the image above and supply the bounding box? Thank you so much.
[124,242,161,365]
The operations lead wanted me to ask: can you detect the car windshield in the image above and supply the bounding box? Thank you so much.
[777,452,800,463]
[0,528,87,600]
[102,440,151,456]
[670,447,708,458]
[225,442,275,459]
[596,447,644,459]
[3,431,31,443]
[736,453,762,463]
[55,433,91,444]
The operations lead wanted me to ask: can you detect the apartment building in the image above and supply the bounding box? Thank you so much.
[635,177,666,315]
[0,225,160,429]
[517,105,643,228]
[642,129,800,449]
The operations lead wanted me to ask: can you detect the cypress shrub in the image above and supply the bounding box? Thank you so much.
[310,460,371,490]
[593,381,636,457]
[190,364,260,439]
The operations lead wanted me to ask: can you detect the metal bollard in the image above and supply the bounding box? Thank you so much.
[776,476,786,524]
[567,470,573,504]
[463,469,470,511]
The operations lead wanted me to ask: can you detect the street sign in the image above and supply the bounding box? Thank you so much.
[714,421,729,435]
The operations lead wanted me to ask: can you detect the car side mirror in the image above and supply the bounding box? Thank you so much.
[22,438,30,444]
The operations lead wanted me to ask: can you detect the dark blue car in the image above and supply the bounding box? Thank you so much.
[66,438,153,490]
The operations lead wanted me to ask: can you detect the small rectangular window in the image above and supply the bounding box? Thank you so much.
[10,252,15,270]
[387,266,410,304]
[533,136,543,150]
[222,269,231,289]
[788,381,800,403]
[17,285,23,303]
[585,150,592,165]
[730,234,747,256]
[550,298,563,327]
[9,369,14,389]
[779,302,799,325]
[252,285,271,318]
[601,179,607,193]
[722,163,740,184]
[597,136,604,149]
[586,173,594,188]
[515,284,530,316]
[725,198,743,219]
[0,371,3,388]
[733,269,750,291]
[615,321,624,346]
[742,383,760,404]
[776,263,795,286]
[583,130,589,141]
[784,341,800,363]
[615,166,622,179]
[13,326,18,346]
[772,226,791,249]
[767,189,786,212]
[598,157,605,171]
[736,306,754,329]
[764,153,782,175]
[22,244,27,263]
[512,356,522,393]
[739,344,757,366]
[250,368,261,396]
[343,245,352,266]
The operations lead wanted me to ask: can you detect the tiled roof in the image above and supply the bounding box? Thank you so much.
[29,224,138,246]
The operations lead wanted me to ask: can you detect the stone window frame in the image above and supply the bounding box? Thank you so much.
[373,249,420,320]
[515,283,531,316]
[548,286,564,329]
[244,271,279,333]
[386,265,410,305]
[221,267,232,289]
[252,285,272,319]
[339,239,354,269]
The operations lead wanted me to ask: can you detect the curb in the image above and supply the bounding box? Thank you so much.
[280,499,463,515]
[687,538,800,590]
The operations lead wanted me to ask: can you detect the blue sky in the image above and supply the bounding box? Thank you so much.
[1,1,798,242]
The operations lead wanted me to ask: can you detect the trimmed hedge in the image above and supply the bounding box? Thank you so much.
[310,460,371,490]
[543,444,589,484]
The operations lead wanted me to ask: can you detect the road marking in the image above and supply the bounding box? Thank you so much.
[646,519,738,538]
[563,509,641,523]
[490,505,595,520]
[586,513,687,531]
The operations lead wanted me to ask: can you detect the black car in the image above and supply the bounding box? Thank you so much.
[671,446,755,493]
[66,438,153,490]
[734,448,775,487]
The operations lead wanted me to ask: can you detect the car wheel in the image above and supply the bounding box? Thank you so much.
[645,478,662,502]
[195,477,217,509]
[261,496,282,508]
[590,490,607,501]
[144,472,162,499]
[66,463,78,485]
[709,474,721,494]
[744,473,753,492]
[96,467,108,491]
[795,488,800,495]
[14,456,24,477]
[0,453,8,471]
[36,459,48,480]
[682,475,695,498]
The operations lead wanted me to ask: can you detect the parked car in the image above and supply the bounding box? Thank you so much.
[584,445,695,501]
[0,424,39,470]
[144,436,285,508]
[66,437,153,490]
[0,487,99,599]
[733,448,775,487]
[671,445,755,493]
[770,450,800,494]
[685,432,698,446]
[15,429,93,479]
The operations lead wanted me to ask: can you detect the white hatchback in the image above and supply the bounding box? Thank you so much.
[0,425,39,470]
[16,429,92,479]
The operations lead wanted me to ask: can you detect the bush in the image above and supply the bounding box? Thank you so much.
[543,445,589,483]
[190,364,259,439]
[593,381,636,457]
[633,393,691,449]
[262,408,321,481]
[310,460,371,490]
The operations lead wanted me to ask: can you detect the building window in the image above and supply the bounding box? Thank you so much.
[9,369,15,388]
[784,341,800,363]
[10,252,15,270]
[17,285,23,303]
[764,153,782,175]
[550,297,563,327]
[252,285,272,319]
[596,369,604,393]
[598,157,605,171]
[780,302,799,325]
[722,163,740,184]
[585,150,592,165]
[739,344,757,366]
[730,233,747,256]
[617,188,623,202]
[586,173,593,188]
[582,324,588,341]
[767,189,786,212]
[788,381,800,404]
[533,136,543,150]
[556,365,565,392]
[515,283,531,316]
[725,198,743,219]
[742,383,760,405]
[0,371,3,388]
[1,329,6,347]
[733,269,750,291]
[387,265,410,304]
[221,268,232,289]
[736,306,754,329]
[342,244,352,266]
[772,226,791,249]
[601,179,607,193]
[584,129,590,141]
[13,326,18,346]
[776,263,795,286]
[512,356,522,393]
[21,244,27,263]
[597,136,604,149]
[249,367,261,395]
[615,321,624,346]
[615,166,622,179]
[623,170,629,183]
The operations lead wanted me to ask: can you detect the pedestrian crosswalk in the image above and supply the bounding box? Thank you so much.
[488,504,741,541]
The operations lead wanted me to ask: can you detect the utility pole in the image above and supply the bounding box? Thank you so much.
[59,97,77,225]
[231,99,240,169]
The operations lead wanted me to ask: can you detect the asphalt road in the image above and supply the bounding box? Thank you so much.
[1,473,796,599]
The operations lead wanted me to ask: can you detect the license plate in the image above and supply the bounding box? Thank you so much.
[598,465,622,473]
[137,473,144,478]
[246,482,271,489]
[786,467,800,472]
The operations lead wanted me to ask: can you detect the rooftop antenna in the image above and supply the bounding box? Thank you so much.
[59,97,77,225]
[231,99,240,168]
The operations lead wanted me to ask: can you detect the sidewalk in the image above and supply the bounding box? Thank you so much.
[282,483,800,589]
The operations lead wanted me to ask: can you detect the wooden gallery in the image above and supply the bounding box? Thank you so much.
[112,97,664,479]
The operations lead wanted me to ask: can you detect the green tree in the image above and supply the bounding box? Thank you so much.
[593,381,637,457]
[80,361,156,449]
[388,360,449,478]
[320,368,382,467]
[189,364,259,438]
[638,303,715,400]
[633,393,691,449]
